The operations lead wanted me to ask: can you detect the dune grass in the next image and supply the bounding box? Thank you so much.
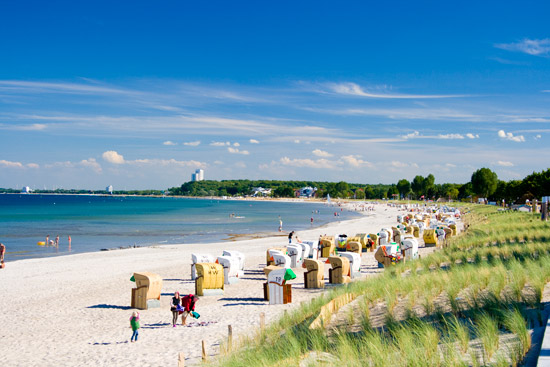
[210,206,549,367]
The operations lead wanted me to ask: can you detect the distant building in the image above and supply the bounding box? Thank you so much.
[21,186,32,193]
[252,187,272,197]
[191,169,204,182]
[106,185,113,194]
[298,186,317,198]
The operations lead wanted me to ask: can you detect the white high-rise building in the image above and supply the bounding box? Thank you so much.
[191,169,204,182]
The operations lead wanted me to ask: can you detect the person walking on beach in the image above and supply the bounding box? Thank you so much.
[288,231,295,244]
[129,311,140,342]
[181,294,199,326]
[170,292,182,327]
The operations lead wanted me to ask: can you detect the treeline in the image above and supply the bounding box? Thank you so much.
[168,180,394,199]
[169,168,549,203]
[396,168,550,203]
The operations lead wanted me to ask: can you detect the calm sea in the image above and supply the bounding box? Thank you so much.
[0,194,360,262]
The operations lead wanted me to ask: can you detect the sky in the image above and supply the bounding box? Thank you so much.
[1,1,549,190]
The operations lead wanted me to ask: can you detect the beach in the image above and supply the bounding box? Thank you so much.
[0,202,435,366]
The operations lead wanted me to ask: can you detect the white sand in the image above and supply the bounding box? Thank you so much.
[0,202,435,366]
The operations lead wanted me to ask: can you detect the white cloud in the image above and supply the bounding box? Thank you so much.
[19,123,47,131]
[495,38,550,56]
[233,142,240,147]
[0,160,39,169]
[130,158,203,167]
[79,158,102,173]
[249,139,260,144]
[402,131,420,139]
[535,134,542,140]
[325,82,466,99]
[466,133,480,139]
[210,141,230,147]
[391,161,409,168]
[312,149,333,157]
[497,161,514,167]
[497,130,525,142]
[183,141,201,146]
[163,141,177,146]
[445,163,457,168]
[227,147,249,155]
[102,151,125,164]
[0,80,129,95]
[280,157,336,169]
[402,131,469,140]
[294,139,301,144]
[0,160,24,168]
[438,134,464,139]
[340,155,374,168]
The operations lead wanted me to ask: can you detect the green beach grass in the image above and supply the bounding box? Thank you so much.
[210,205,550,366]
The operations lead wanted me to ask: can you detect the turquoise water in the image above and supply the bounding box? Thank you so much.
[0,194,359,261]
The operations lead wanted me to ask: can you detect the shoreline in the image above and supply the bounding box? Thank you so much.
[1,195,370,264]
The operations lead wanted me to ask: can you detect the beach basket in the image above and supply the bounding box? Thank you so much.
[195,263,224,296]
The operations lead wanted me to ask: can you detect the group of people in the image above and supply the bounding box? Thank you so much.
[288,231,300,244]
[170,292,199,327]
[128,292,199,342]
[45,234,71,247]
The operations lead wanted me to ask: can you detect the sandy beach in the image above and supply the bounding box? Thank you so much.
[0,202,436,366]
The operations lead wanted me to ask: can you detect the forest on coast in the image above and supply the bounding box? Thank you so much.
[169,168,550,204]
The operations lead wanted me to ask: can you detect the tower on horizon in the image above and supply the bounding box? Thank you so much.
[191,169,204,182]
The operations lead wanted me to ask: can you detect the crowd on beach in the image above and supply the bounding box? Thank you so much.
[128,292,200,342]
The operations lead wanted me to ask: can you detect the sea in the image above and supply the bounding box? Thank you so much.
[0,194,360,262]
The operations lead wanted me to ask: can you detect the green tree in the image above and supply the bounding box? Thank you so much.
[396,179,411,199]
[273,186,295,197]
[423,174,435,198]
[364,186,375,199]
[411,175,424,198]
[471,168,498,198]
[447,188,459,200]
[387,185,399,199]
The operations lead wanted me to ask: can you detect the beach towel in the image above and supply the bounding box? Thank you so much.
[185,320,217,327]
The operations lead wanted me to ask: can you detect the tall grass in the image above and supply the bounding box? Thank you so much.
[503,307,531,358]
[474,312,500,360]
[210,206,549,367]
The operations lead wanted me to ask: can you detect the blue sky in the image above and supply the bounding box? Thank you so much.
[1,1,549,190]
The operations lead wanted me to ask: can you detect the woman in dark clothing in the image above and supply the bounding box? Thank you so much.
[170,292,181,327]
